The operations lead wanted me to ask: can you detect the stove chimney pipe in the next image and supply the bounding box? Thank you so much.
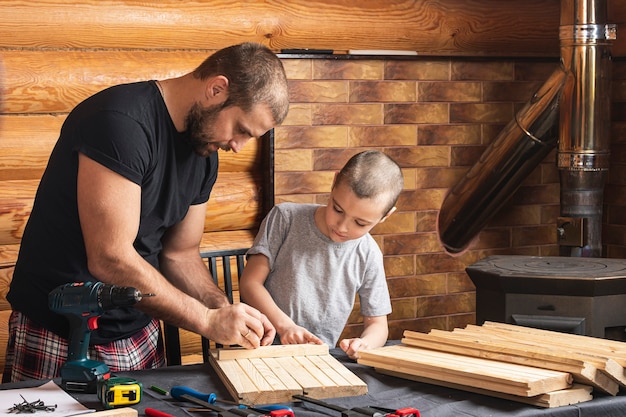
[437,0,615,256]
[557,0,615,257]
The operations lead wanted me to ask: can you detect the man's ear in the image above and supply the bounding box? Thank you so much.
[205,75,229,103]
[379,206,396,223]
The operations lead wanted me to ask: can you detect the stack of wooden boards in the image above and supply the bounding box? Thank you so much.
[209,344,367,405]
[358,322,626,408]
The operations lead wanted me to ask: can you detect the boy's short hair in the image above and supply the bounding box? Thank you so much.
[333,150,404,216]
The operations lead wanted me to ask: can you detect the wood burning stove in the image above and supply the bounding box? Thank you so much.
[467,255,626,341]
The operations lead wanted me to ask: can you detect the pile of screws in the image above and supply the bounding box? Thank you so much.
[8,395,57,413]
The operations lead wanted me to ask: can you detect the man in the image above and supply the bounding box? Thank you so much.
[4,42,288,382]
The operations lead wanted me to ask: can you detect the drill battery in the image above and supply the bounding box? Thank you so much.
[98,377,142,409]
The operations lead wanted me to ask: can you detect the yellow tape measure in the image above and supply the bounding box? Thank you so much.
[97,376,142,409]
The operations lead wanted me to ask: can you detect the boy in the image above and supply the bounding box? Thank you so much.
[240,150,403,359]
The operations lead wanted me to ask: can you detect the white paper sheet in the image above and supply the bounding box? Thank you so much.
[0,380,93,416]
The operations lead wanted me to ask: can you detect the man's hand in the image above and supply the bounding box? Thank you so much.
[278,325,323,345]
[206,303,276,349]
[339,338,370,360]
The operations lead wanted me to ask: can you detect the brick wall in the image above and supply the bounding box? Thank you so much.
[274,56,626,340]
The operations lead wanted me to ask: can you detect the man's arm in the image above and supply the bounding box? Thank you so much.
[76,153,274,348]
[159,202,229,309]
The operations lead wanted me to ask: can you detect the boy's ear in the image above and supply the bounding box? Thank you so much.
[379,206,396,223]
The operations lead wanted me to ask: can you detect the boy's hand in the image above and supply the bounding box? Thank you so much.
[279,325,324,345]
[339,338,370,360]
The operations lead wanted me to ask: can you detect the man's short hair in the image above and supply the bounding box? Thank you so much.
[193,42,289,125]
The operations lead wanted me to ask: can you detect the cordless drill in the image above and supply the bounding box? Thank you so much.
[48,281,154,393]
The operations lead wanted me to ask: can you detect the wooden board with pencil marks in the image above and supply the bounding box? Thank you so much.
[209,344,367,405]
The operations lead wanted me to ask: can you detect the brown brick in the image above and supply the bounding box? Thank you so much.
[472,228,511,250]
[384,103,449,124]
[388,317,448,339]
[312,148,361,171]
[419,124,482,145]
[388,298,417,320]
[383,255,414,277]
[387,274,447,298]
[541,204,560,224]
[397,189,446,211]
[312,103,383,125]
[275,171,335,195]
[448,272,475,293]
[417,292,475,316]
[313,60,383,80]
[373,211,415,235]
[450,103,514,123]
[611,122,626,144]
[384,232,441,256]
[450,145,486,166]
[275,149,313,172]
[448,313,476,330]
[416,211,439,233]
[288,80,348,103]
[385,59,450,81]
[488,205,542,226]
[419,81,481,102]
[514,60,558,81]
[604,224,626,246]
[274,126,348,149]
[451,61,514,81]
[415,253,476,274]
[510,183,560,205]
[281,58,312,80]
[606,205,626,225]
[350,81,416,102]
[541,161,559,184]
[279,104,311,126]
[415,167,467,189]
[512,224,558,246]
[385,146,449,168]
[483,81,541,102]
[348,125,417,147]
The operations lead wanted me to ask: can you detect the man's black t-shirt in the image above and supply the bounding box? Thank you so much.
[7,81,218,344]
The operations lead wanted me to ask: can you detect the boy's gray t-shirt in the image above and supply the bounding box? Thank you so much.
[246,202,392,347]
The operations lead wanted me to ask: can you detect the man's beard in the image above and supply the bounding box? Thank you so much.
[184,102,222,156]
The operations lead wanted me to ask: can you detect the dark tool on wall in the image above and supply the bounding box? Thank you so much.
[293,394,420,417]
[179,393,295,417]
[48,281,154,393]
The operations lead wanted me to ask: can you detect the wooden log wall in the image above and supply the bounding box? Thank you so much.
[0,1,625,57]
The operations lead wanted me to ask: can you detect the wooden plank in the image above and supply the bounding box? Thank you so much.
[401,330,618,395]
[210,345,367,403]
[380,370,592,409]
[4,0,624,57]
[274,356,328,398]
[216,344,329,360]
[319,354,368,394]
[456,325,626,389]
[483,321,626,358]
[358,344,572,397]
[90,408,138,417]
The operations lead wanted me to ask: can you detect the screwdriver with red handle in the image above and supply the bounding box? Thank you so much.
[293,394,420,417]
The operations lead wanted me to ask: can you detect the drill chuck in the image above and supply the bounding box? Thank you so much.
[98,284,148,309]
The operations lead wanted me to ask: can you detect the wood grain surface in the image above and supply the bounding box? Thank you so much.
[1,0,624,57]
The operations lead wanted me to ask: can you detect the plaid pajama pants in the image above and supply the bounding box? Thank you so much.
[2,310,165,383]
